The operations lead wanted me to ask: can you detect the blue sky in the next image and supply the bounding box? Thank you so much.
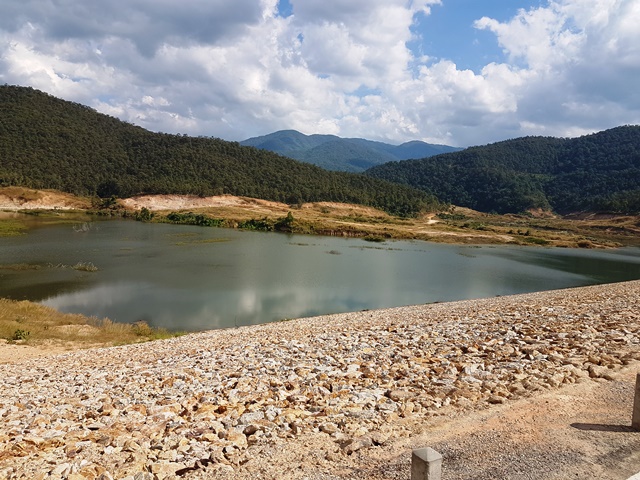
[277,0,294,18]
[1,0,638,147]
[412,0,543,71]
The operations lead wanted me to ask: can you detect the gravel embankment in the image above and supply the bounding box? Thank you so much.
[1,280,640,479]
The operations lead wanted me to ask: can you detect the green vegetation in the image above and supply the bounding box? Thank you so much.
[11,328,30,341]
[135,207,154,222]
[0,85,440,217]
[521,236,551,246]
[162,210,296,233]
[165,212,224,227]
[366,127,640,215]
[237,212,296,232]
[437,212,467,221]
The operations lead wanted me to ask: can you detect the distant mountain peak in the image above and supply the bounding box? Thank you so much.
[240,130,462,172]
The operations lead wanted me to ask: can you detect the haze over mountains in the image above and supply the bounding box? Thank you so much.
[241,130,461,172]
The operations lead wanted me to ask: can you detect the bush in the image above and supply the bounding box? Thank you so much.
[237,218,274,231]
[132,320,153,337]
[274,212,295,232]
[437,212,467,221]
[166,212,223,227]
[11,329,30,341]
[135,207,154,222]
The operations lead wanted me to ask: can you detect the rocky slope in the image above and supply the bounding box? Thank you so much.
[1,281,640,479]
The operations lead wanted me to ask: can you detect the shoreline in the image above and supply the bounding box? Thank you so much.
[1,280,640,478]
[2,187,639,248]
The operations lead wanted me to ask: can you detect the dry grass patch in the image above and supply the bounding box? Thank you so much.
[0,298,178,348]
[0,186,92,210]
[0,186,43,202]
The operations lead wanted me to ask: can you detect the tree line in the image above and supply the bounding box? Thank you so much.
[366,127,640,214]
[0,85,440,217]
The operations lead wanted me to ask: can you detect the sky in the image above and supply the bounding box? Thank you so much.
[1,0,639,148]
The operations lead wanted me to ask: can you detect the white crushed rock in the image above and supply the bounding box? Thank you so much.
[1,280,640,479]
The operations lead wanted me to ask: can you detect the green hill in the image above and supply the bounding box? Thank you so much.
[0,85,439,216]
[365,128,640,214]
[240,130,461,172]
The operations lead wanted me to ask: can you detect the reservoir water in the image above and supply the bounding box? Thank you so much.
[1,218,639,331]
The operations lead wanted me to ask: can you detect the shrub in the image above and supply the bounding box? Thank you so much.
[166,212,223,227]
[237,218,274,231]
[132,320,153,337]
[436,212,467,221]
[274,212,295,232]
[11,329,30,341]
[135,207,154,222]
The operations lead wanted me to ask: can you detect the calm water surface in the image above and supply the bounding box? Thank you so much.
[1,218,639,331]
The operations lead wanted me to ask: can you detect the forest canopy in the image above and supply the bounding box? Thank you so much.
[366,127,640,214]
[0,85,439,217]
[3,85,638,216]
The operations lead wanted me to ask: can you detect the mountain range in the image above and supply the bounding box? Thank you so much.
[1,84,639,216]
[240,130,461,172]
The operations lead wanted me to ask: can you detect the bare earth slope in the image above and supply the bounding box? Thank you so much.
[0,187,91,211]
[1,281,640,479]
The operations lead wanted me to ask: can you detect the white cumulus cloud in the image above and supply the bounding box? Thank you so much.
[0,0,638,147]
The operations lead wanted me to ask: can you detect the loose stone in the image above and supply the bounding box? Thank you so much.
[1,281,639,479]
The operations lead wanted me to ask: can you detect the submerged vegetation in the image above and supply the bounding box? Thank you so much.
[0,217,26,237]
[0,261,99,272]
[71,262,99,272]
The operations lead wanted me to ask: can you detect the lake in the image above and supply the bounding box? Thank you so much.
[1,218,639,331]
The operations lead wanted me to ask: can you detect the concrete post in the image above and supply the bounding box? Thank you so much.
[411,447,442,480]
[632,373,640,431]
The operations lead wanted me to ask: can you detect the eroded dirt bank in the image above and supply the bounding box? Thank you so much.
[1,281,640,479]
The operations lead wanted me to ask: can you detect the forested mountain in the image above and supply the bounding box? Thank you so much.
[0,85,439,216]
[365,128,640,214]
[240,130,461,172]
